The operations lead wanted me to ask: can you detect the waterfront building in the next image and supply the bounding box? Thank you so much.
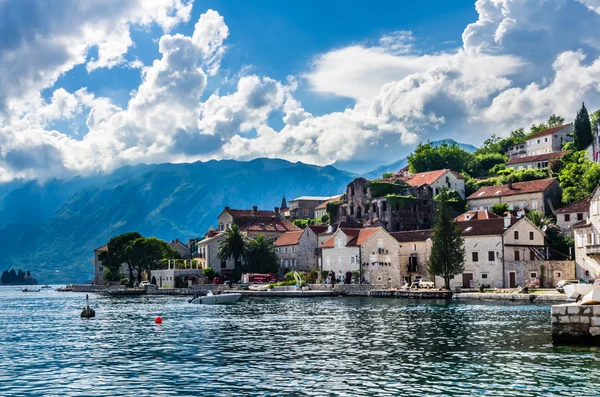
[274,226,327,273]
[93,244,108,285]
[467,178,561,216]
[507,123,573,158]
[320,227,401,287]
[287,196,340,219]
[169,238,191,259]
[334,177,434,232]
[195,231,235,277]
[505,150,570,170]
[572,186,600,281]
[390,229,433,285]
[216,205,300,242]
[555,197,591,236]
[440,211,573,289]
[150,260,204,288]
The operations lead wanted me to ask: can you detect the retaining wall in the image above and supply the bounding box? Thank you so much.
[552,304,600,345]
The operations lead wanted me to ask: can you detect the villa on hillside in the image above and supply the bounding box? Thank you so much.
[390,169,467,199]
[505,150,570,170]
[572,186,600,281]
[555,197,591,236]
[320,227,402,287]
[217,205,301,242]
[508,123,574,158]
[467,178,561,215]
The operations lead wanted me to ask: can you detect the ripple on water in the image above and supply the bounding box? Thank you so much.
[1,289,600,396]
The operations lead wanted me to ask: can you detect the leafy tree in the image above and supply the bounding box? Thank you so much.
[381,172,395,179]
[98,232,142,286]
[526,210,556,231]
[590,109,600,127]
[244,235,280,274]
[125,237,177,283]
[320,214,329,224]
[408,141,471,173]
[529,114,565,136]
[574,102,593,150]
[427,189,466,289]
[468,152,507,177]
[490,204,509,217]
[203,267,215,280]
[558,151,600,203]
[217,224,247,270]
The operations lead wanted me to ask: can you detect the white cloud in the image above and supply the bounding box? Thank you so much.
[5,0,600,181]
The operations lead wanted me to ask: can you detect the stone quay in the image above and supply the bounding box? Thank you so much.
[551,303,600,345]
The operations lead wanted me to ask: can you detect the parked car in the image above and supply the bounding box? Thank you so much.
[414,278,435,289]
[556,279,581,293]
[138,281,151,288]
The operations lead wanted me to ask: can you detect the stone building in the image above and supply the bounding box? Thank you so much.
[93,244,108,285]
[439,211,573,289]
[314,195,342,220]
[274,226,327,273]
[320,227,402,287]
[467,178,561,216]
[287,196,339,219]
[216,205,300,241]
[390,229,433,285]
[555,196,590,236]
[333,177,434,233]
[395,169,466,199]
[195,232,235,278]
[505,151,570,170]
[508,123,573,158]
[572,186,600,281]
[169,238,191,259]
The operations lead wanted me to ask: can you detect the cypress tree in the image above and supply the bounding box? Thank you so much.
[574,102,593,150]
[427,188,466,289]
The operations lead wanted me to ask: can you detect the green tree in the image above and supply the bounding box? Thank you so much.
[574,102,593,150]
[98,232,142,286]
[217,224,247,271]
[244,235,280,274]
[408,141,471,173]
[490,203,509,217]
[126,237,177,283]
[381,172,395,179]
[203,267,215,280]
[590,109,600,127]
[558,151,600,203]
[427,189,466,289]
[468,152,507,177]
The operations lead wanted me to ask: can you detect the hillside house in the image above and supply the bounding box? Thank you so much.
[288,196,339,219]
[274,225,327,273]
[320,227,402,287]
[314,195,343,220]
[505,151,570,170]
[467,178,561,216]
[216,205,301,241]
[390,229,433,285]
[334,177,434,233]
[555,197,590,236]
[169,238,191,259]
[573,186,600,281]
[508,123,574,158]
[397,169,466,199]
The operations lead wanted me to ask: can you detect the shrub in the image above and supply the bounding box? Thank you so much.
[203,267,215,280]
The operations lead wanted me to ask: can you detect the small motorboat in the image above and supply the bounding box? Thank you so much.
[581,287,600,305]
[189,290,242,305]
[21,288,41,292]
[248,283,269,291]
[41,285,52,289]
[563,283,594,300]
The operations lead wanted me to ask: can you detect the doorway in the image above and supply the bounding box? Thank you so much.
[462,273,473,288]
[509,272,516,288]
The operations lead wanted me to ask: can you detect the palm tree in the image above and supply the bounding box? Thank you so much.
[244,234,280,274]
[217,224,247,270]
[526,210,557,232]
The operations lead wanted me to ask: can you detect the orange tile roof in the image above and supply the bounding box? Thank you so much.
[274,231,304,246]
[505,150,570,165]
[315,195,343,210]
[242,220,301,232]
[467,178,557,200]
[94,244,108,252]
[527,123,572,140]
[455,210,500,222]
[321,227,381,248]
[225,208,276,218]
[400,169,465,187]
[555,196,591,214]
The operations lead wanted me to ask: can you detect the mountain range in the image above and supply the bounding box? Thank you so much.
[0,139,476,283]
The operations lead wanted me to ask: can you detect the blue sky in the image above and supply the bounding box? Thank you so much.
[3,0,600,180]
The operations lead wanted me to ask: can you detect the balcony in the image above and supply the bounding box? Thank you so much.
[586,244,600,256]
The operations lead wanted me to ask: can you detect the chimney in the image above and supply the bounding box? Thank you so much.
[507,179,513,190]
[504,212,512,229]
[225,206,230,211]
[252,206,258,216]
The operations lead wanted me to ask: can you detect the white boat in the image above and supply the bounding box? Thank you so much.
[189,290,242,305]
[563,284,594,300]
[21,288,41,292]
[248,283,269,291]
[581,287,600,305]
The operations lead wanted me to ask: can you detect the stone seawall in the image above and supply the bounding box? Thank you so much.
[552,304,600,345]
[370,290,453,299]
[456,292,569,303]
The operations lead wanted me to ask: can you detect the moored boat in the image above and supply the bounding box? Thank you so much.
[189,290,241,305]
[21,288,41,292]
[41,285,52,289]
[563,283,594,300]
[581,287,600,305]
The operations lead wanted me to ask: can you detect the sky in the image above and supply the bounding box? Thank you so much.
[3,0,600,181]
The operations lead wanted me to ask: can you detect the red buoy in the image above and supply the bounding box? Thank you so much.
[155,316,162,324]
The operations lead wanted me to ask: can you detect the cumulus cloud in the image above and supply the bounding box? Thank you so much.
[5,0,600,181]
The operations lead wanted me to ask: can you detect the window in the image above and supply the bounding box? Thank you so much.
[587,234,593,245]
[350,206,354,215]
[99,266,103,271]
[544,137,548,142]
[373,203,377,213]
[435,188,440,195]
[577,213,584,221]
[219,223,224,231]
[586,270,590,277]
[350,187,355,195]
[530,272,538,278]
[413,244,417,251]
[531,201,538,210]
[382,202,387,211]
[488,251,495,261]
[565,214,570,222]
[338,256,343,265]
[303,209,309,216]
[529,231,534,241]
[514,231,519,240]
[514,250,520,261]
[530,250,535,260]
[481,273,488,279]
[577,234,584,248]
[554,271,562,279]
[472,252,479,262]
[349,256,356,264]
[221,260,227,269]
[284,247,288,253]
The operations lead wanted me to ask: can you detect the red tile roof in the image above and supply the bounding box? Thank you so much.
[363,218,383,226]
[242,220,301,232]
[505,150,570,165]
[555,196,591,214]
[94,244,108,252]
[274,231,304,246]
[225,208,276,218]
[455,210,500,222]
[400,169,465,187]
[391,229,433,242]
[467,178,557,200]
[527,123,572,140]
[321,227,382,248]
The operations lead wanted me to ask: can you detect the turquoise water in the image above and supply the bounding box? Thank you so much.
[1,287,600,396]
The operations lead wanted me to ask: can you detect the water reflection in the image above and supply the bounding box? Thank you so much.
[0,288,599,396]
